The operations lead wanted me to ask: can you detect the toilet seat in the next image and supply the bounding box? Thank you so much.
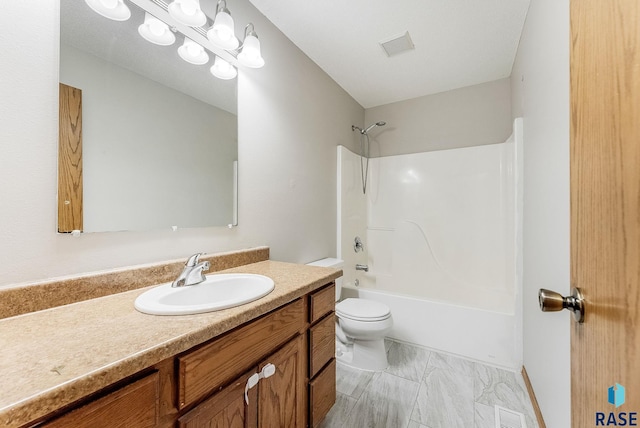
[336,298,391,322]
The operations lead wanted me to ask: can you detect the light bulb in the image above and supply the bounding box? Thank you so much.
[238,34,264,68]
[84,0,131,21]
[168,0,207,27]
[100,0,118,9]
[138,13,175,46]
[207,10,239,50]
[187,44,200,57]
[210,56,237,80]
[178,38,209,65]
[149,20,165,37]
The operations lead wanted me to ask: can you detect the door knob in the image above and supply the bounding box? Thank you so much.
[538,287,585,323]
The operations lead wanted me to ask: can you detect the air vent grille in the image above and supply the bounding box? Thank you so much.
[379,31,415,57]
[494,405,526,428]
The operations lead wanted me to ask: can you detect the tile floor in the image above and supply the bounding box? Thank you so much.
[320,340,538,428]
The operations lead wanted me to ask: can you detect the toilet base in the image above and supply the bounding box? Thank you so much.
[336,338,388,371]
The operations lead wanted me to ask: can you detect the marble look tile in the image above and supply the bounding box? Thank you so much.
[318,392,357,428]
[474,402,495,428]
[336,362,376,399]
[411,365,475,428]
[385,341,432,382]
[345,371,419,428]
[407,421,429,428]
[385,338,394,353]
[429,351,476,377]
[474,365,538,428]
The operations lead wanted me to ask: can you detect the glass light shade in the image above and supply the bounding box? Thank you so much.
[207,11,239,50]
[178,38,209,65]
[138,13,176,46]
[237,34,264,68]
[168,0,207,27]
[210,56,237,80]
[84,0,131,21]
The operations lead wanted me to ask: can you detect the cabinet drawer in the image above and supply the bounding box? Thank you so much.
[43,372,159,428]
[309,359,336,427]
[309,283,335,324]
[309,312,335,378]
[178,299,305,408]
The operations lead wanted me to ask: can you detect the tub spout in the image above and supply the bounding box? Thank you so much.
[355,264,369,272]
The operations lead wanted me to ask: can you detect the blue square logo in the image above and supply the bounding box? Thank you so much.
[609,383,626,408]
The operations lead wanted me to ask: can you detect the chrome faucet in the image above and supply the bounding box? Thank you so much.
[355,264,369,272]
[172,253,210,287]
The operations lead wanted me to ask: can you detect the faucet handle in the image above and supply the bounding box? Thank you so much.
[185,253,205,267]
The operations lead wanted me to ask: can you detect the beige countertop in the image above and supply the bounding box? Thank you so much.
[0,260,341,428]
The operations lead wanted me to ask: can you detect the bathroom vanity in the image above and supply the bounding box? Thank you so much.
[0,251,339,428]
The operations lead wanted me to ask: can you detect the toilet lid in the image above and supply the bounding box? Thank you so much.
[336,298,391,322]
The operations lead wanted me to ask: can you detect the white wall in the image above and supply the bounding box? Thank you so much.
[0,1,363,288]
[364,78,512,157]
[511,0,571,426]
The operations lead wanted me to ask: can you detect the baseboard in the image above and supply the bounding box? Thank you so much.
[521,366,547,428]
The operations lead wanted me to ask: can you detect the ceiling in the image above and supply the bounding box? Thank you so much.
[249,0,531,108]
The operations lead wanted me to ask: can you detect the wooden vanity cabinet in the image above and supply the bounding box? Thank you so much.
[178,335,306,428]
[307,284,337,427]
[32,283,337,428]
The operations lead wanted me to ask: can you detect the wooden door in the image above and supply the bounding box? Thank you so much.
[58,83,83,233]
[257,335,306,428]
[570,0,640,426]
[178,370,258,428]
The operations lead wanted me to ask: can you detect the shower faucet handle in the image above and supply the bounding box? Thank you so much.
[354,236,364,252]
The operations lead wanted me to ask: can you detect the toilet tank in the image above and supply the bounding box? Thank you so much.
[306,258,344,301]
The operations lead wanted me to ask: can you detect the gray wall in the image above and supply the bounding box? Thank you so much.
[364,78,512,157]
[511,0,571,426]
[0,1,363,287]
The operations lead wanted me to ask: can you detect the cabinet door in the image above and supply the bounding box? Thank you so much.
[178,369,258,428]
[43,373,158,428]
[257,335,306,428]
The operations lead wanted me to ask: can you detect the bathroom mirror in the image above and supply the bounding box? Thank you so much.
[58,0,238,233]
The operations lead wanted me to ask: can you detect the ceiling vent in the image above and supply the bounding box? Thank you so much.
[380,31,415,57]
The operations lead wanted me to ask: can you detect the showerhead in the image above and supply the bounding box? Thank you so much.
[356,121,386,134]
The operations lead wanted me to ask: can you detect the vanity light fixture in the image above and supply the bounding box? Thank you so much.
[84,0,264,80]
[207,0,240,50]
[138,12,176,46]
[210,56,237,80]
[178,37,209,65]
[167,0,207,27]
[84,0,131,21]
[237,23,264,68]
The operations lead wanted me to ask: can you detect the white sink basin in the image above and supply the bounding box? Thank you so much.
[134,273,275,315]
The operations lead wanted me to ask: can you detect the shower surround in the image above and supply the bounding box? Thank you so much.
[337,119,523,369]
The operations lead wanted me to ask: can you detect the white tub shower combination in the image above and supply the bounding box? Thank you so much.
[337,118,523,369]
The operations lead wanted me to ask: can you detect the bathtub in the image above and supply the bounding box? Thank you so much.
[341,285,520,369]
[337,118,523,370]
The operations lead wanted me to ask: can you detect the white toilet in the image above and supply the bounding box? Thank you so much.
[307,258,393,371]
